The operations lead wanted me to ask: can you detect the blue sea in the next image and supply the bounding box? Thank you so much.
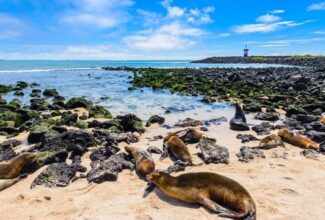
[0,60,286,122]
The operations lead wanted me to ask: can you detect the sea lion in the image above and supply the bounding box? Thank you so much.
[125,146,155,177]
[230,103,250,131]
[160,136,193,165]
[0,174,27,191]
[254,134,285,150]
[163,128,203,144]
[320,118,325,125]
[147,171,256,219]
[278,128,319,150]
[0,153,37,179]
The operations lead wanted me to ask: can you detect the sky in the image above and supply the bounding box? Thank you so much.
[0,0,325,60]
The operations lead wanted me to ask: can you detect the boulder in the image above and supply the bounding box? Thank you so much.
[43,89,59,97]
[175,118,203,127]
[31,162,76,188]
[236,146,265,163]
[252,122,274,135]
[146,115,165,127]
[89,106,112,119]
[254,112,279,121]
[66,97,92,109]
[87,153,134,183]
[119,114,144,133]
[197,137,229,164]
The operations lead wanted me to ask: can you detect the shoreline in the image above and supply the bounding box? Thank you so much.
[1,66,325,219]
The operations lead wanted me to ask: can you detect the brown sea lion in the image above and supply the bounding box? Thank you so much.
[230,103,250,131]
[320,118,325,125]
[254,134,285,150]
[160,136,194,165]
[125,146,155,177]
[0,174,27,191]
[163,128,203,144]
[0,153,37,179]
[278,128,319,150]
[147,171,256,219]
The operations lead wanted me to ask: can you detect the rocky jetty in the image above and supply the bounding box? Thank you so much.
[191,55,325,67]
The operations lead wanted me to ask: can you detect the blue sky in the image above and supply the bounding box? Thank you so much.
[0,0,325,59]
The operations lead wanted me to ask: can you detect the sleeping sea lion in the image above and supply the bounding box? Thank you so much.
[163,128,203,144]
[230,103,250,131]
[160,136,193,166]
[0,174,27,191]
[125,146,155,177]
[254,134,285,150]
[278,129,319,150]
[147,171,256,220]
[0,153,37,179]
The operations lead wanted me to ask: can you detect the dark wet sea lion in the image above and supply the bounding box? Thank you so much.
[0,153,37,179]
[278,128,319,150]
[254,134,285,150]
[230,103,250,131]
[125,146,155,177]
[163,128,203,144]
[147,171,256,219]
[160,136,193,165]
[0,174,27,191]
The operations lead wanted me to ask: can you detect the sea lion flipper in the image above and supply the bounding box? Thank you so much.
[198,195,229,213]
[160,146,169,161]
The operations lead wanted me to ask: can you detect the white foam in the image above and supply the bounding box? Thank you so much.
[0,67,100,74]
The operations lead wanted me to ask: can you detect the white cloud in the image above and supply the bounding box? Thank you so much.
[314,31,325,34]
[252,37,325,47]
[62,13,117,28]
[270,10,285,14]
[217,33,231,38]
[61,0,134,28]
[308,2,325,11]
[160,0,214,24]
[167,6,185,18]
[256,14,281,23]
[0,13,24,39]
[125,22,203,50]
[233,21,304,33]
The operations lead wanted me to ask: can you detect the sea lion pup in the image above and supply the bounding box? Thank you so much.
[278,128,319,150]
[254,134,285,150]
[164,128,203,144]
[147,171,256,219]
[0,174,27,191]
[160,136,194,166]
[125,146,155,178]
[230,103,250,131]
[0,153,37,179]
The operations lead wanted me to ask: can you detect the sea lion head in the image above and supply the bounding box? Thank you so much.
[146,170,169,185]
[124,146,136,154]
[20,152,37,162]
[278,128,289,138]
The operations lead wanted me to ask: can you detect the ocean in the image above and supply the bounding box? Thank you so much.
[0,60,287,122]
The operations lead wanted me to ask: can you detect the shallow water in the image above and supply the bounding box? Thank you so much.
[0,60,287,122]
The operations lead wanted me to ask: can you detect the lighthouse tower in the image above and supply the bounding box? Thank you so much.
[243,45,249,57]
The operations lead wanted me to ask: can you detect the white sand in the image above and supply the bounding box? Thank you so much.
[0,116,325,220]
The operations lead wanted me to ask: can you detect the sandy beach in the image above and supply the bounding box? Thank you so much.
[1,114,324,220]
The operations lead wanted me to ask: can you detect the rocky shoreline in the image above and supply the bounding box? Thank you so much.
[1,67,325,219]
[191,55,325,67]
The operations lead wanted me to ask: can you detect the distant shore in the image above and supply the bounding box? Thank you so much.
[191,55,325,67]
